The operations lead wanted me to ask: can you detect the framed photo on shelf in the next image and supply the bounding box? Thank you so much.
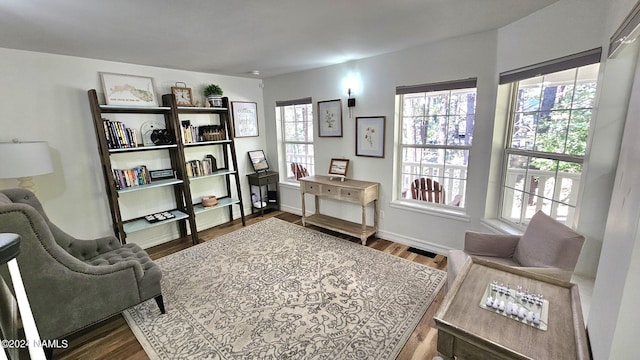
[356,116,386,158]
[318,99,343,137]
[248,150,269,172]
[328,158,349,177]
[99,72,158,106]
[232,101,259,137]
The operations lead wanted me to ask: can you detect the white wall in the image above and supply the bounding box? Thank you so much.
[588,21,640,360]
[589,45,640,358]
[0,48,265,248]
[263,0,615,277]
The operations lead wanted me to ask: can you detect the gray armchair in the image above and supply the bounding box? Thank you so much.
[448,211,585,289]
[0,188,164,345]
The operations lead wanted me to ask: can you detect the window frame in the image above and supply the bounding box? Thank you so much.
[275,97,314,183]
[498,48,602,227]
[394,78,478,211]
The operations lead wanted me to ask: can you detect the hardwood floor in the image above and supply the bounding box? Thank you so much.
[55,211,447,360]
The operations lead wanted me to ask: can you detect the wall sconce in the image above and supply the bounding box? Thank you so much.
[0,139,54,194]
[347,88,356,118]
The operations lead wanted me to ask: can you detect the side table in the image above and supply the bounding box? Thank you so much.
[434,257,590,359]
[247,171,279,216]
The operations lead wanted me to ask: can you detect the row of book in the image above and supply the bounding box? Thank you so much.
[186,158,217,178]
[113,165,151,189]
[103,118,138,149]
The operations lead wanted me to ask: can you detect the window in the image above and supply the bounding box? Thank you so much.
[500,49,601,226]
[396,79,477,208]
[276,97,314,181]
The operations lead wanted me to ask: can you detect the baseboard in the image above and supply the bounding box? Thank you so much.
[375,229,453,256]
[280,204,303,216]
[280,205,453,256]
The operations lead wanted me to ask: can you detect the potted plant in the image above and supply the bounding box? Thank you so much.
[204,84,224,107]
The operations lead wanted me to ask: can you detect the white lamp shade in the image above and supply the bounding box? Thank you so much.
[0,141,54,178]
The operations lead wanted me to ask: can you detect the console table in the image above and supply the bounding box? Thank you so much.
[434,257,590,360]
[299,175,379,245]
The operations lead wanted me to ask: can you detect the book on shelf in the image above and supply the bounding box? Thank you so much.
[186,156,217,178]
[103,118,139,149]
[113,165,151,189]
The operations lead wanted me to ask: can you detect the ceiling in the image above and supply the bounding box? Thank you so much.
[0,0,558,78]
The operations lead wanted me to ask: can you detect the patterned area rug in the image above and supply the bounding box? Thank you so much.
[123,218,446,359]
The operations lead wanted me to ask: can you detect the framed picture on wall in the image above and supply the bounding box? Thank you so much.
[356,116,385,158]
[318,99,343,137]
[232,101,259,137]
[100,72,158,106]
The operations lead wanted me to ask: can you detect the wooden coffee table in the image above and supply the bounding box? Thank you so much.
[434,258,590,359]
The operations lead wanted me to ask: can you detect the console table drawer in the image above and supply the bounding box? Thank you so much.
[322,185,339,196]
[340,188,362,201]
[304,182,320,194]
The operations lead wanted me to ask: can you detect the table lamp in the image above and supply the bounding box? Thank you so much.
[0,140,54,193]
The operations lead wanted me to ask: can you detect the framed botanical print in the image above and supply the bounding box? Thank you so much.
[100,72,158,106]
[318,99,343,137]
[232,101,259,137]
[356,116,386,158]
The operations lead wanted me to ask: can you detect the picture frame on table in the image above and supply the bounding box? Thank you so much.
[328,158,349,178]
[248,150,269,173]
[232,101,259,137]
[99,72,158,106]
[318,99,343,137]
[356,116,386,158]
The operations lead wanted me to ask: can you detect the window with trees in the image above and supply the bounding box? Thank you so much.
[500,49,601,226]
[396,79,477,208]
[276,97,314,181]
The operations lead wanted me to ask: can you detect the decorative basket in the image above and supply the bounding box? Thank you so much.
[202,130,225,141]
[202,195,218,207]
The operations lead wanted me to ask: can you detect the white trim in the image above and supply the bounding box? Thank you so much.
[377,229,454,256]
[480,218,524,235]
[279,203,303,216]
[389,199,471,222]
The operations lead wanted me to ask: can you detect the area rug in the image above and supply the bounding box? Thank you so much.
[123,218,446,360]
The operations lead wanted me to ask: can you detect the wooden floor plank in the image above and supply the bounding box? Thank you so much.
[55,211,447,360]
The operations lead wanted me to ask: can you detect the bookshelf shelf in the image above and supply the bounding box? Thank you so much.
[123,210,189,233]
[193,197,241,214]
[188,169,236,181]
[176,106,228,113]
[183,140,232,147]
[99,105,171,114]
[117,178,183,193]
[108,144,178,153]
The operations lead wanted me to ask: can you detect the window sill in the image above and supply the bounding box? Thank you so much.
[480,218,524,235]
[389,199,471,222]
